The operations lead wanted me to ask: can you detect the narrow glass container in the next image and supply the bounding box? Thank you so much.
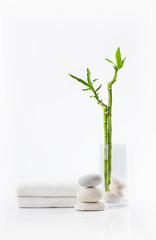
[100,144,129,207]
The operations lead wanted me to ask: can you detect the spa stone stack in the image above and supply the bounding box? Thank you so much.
[104,176,126,202]
[74,174,106,211]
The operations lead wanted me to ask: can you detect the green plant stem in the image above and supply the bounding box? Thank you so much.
[107,67,118,186]
[103,106,109,191]
[107,83,112,186]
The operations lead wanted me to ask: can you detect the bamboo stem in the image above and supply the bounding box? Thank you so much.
[107,67,118,186]
[103,106,109,191]
[108,83,112,186]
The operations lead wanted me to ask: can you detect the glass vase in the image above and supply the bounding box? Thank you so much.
[100,144,129,208]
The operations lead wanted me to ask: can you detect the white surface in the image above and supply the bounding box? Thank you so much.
[0,0,156,239]
[0,202,154,240]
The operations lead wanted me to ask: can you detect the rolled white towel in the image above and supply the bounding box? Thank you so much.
[15,178,80,197]
[17,196,76,208]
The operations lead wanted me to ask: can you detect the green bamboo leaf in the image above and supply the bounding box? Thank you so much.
[105,58,115,65]
[113,65,118,71]
[93,79,98,82]
[68,74,90,87]
[115,47,122,68]
[87,68,92,85]
[96,84,102,92]
[82,88,90,91]
[90,95,96,98]
[119,57,126,68]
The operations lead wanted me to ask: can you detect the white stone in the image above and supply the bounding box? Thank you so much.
[74,201,106,211]
[112,176,126,188]
[109,183,124,198]
[104,191,121,202]
[77,187,104,203]
[78,174,103,187]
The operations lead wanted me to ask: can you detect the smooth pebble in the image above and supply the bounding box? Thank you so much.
[104,191,121,202]
[109,183,124,198]
[112,176,126,188]
[77,187,104,203]
[74,201,106,211]
[78,174,103,187]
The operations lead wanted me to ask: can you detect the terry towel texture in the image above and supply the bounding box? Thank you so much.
[17,197,76,208]
[15,178,80,208]
[15,178,80,197]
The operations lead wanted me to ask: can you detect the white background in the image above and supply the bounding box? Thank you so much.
[0,0,156,239]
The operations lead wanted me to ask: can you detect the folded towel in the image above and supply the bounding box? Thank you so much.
[17,196,76,208]
[15,178,80,197]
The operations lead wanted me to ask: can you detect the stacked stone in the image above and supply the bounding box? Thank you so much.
[104,176,126,202]
[74,174,106,211]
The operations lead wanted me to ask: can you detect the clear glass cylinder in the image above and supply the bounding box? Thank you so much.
[100,144,129,208]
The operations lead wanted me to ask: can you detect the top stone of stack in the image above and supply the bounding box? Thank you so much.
[112,176,126,188]
[78,174,103,187]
